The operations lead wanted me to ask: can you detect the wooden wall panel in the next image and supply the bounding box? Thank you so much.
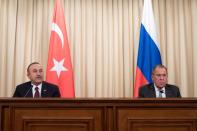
[117,108,197,131]
[128,120,194,131]
[1,106,10,131]
[1,98,197,131]
[13,107,104,131]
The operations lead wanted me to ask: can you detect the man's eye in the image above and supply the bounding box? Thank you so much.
[156,74,166,77]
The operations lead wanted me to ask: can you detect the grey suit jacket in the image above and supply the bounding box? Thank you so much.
[138,83,181,98]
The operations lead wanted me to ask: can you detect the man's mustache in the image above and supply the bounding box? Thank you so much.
[36,76,42,78]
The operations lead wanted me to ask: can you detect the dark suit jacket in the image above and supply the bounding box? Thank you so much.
[138,83,181,98]
[13,81,61,97]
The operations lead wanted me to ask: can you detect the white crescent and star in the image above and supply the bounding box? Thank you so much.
[50,58,68,78]
[52,22,64,48]
[50,22,68,78]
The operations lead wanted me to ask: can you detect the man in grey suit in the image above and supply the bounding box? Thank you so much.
[13,62,60,98]
[138,65,181,98]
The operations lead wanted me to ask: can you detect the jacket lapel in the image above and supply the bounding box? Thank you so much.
[149,84,156,98]
[165,86,172,98]
[41,82,48,97]
[25,82,33,97]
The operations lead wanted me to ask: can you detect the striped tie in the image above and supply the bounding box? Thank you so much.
[34,87,40,98]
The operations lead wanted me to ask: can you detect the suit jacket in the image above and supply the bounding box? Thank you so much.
[138,83,181,98]
[13,81,61,98]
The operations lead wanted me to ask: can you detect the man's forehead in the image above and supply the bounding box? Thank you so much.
[29,64,42,69]
[156,67,166,70]
[154,68,167,73]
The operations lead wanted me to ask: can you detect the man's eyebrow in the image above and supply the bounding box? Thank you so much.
[155,74,167,75]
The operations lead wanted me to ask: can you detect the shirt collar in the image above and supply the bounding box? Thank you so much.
[154,83,165,92]
[31,83,42,90]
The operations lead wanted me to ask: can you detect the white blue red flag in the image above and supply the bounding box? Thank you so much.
[134,0,162,97]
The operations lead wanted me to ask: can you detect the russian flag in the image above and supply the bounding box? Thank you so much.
[134,0,162,97]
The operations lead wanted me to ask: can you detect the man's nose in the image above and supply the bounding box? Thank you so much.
[36,71,41,75]
[160,75,165,79]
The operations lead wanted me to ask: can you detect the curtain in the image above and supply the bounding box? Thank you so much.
[0,0,197,97]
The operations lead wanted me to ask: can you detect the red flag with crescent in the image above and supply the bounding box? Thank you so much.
[46,0,75,98]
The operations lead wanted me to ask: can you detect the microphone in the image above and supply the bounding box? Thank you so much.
[24,85,33,97]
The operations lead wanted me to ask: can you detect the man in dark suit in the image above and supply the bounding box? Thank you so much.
[13,62,60,98]
[138,65,181,98]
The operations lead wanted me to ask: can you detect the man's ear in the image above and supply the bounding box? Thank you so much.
[27,71,30,79]
[151,74,154,81]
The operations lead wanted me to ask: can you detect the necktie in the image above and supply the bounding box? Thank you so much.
[159,90,163,98]
[34,87,40,98]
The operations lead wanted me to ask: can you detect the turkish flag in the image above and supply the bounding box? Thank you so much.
[46,0,75,98]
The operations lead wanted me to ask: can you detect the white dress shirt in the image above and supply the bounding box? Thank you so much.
[154,84,166,98]
[31,83,42,97]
